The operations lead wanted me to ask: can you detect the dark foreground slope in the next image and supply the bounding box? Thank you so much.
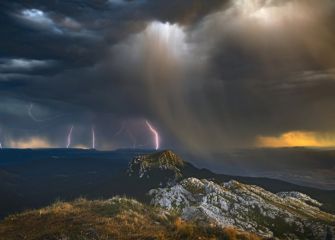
[0,197,261,240]
[0,149,334,219]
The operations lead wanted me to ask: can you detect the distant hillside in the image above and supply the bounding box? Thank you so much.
[188,147,335,190]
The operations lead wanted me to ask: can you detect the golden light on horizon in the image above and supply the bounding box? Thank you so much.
[9,137,54,149]
[256,131,335,148]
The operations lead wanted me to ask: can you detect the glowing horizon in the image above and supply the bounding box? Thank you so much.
[256,131,335,148]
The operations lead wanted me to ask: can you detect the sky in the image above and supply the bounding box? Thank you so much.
[1,0,335,153]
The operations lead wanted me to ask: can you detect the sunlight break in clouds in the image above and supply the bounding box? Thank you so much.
[256,131,335,148]
[114,21,193,79]
[231,0,310,26]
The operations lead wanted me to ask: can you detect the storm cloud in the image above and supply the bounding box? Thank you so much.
[0,0,335,156]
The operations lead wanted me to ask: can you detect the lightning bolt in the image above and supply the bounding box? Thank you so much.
[66,125,74,148]
[28,103,64,122]
[91,126,96,149]
[145,120,160,150]
[0,128,3,149]
[28,103,42,122]
[112,122,125,138]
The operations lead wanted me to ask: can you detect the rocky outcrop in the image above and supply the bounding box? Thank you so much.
[276,191,322,207]
[127,150,184,184]
[149,177,335,240]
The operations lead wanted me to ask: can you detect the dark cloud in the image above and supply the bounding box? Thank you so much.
[0,0,335,163]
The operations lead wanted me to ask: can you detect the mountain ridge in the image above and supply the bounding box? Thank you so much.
[0,197,264,240]
[1,148,334,239]
[149,177,335,239]
[0,148,334,220]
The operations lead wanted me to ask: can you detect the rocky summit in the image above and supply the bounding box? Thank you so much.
[127,150,184,183]
[149,177,335,240]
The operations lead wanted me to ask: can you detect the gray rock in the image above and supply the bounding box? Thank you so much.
[149,177,335,240]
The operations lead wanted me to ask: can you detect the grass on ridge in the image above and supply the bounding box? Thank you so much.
[0,197,262,240]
